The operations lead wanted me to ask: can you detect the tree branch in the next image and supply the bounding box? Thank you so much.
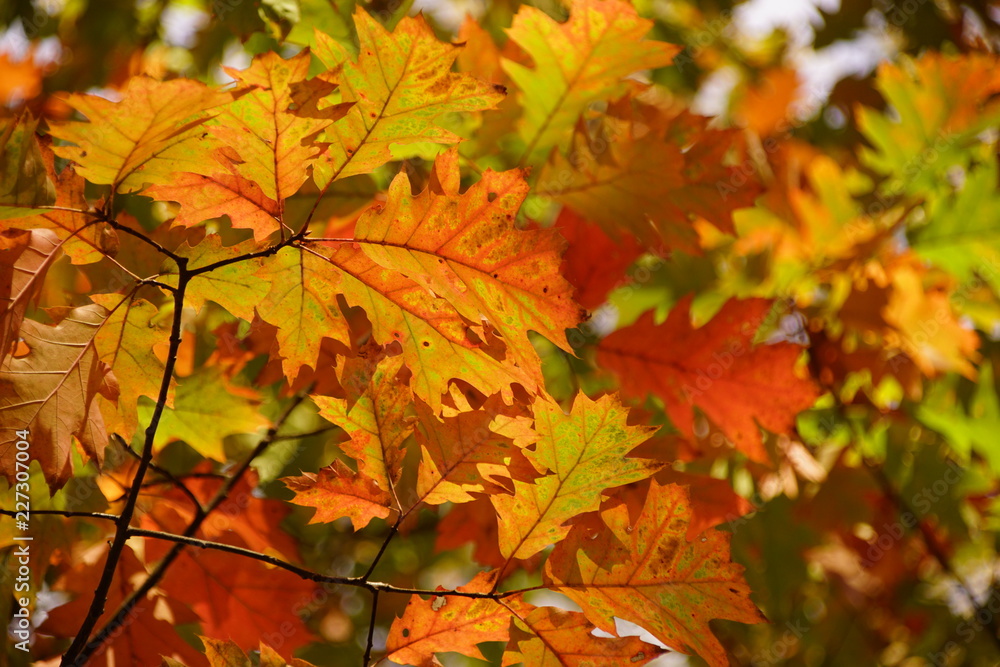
[102,215,185,265]
[75,388,313,664]
[0,509,118,522]
[124,526,543,600]
[187,226,310,276]
[61,260,189,666]
[364,589,380,667]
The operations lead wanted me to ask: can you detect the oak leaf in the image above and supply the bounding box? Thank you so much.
[40,545,204,667]
[503,601,667,667]
[136,367,269,460]
[151,541,317,660]
[553,208,644,310]
[0,112,54,217]
[331,149,582,406]
[545,480,766,667]
[491,392,661,559]
[48,77,235,193]
[283,458,393,530]
[0,227,59,363]
[312,10,505,185]
[413,395,538,506]
[598,297,819,462]
[187,638,317,667]
[312,354,413,497]
[385,570,511,667]
[89,293,172,441]
[503,0,679,163]
[255,246,352,383]
[0,304,118,491]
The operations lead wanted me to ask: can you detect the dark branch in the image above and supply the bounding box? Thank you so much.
[77,388,313,663]
[61,262,189,666]
[0,509,118,522]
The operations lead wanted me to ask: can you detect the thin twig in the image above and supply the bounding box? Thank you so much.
[187,227,310,276]
[0,509,118,522]
[121,527,544,600]
[364,589,380,666]
[361,516,402,581]
[102,216,185,265]
[114,435,204,517]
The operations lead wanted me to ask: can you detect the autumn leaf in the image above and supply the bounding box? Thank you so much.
[385,570,511,667]
[656,468,757,540]
[136,366,269,460]
[503,0,679,163]
[598,297,819,461]
[858,52,1000,191]
[20,156,108,265]
[144,166,281,242]
[283,458,394,530]
[312,354,413,497]
[491,392,661,560]
[0,227,59,363]
[186,638,317,667]
[48,77,236,193]
[140,468,301,561]
[0,112,54,216]
[89,293,172,442]
[255,245,352,383]
[412,395,538,506]
[172,235,271,322]
[733,67,802,136]
[0,304,118,491]
[503,601,667,667]
[149,539,317,660]
[540,100,759,250]
[312,10,505,185]
[553,207,644,310]
[327,149,582,406]
[545,480,766,667]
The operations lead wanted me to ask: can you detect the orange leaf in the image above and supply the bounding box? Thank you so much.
[545,480,766,667]
[0,228,59,363]
[312,354,412,497]
[0,304,118,491]
[656,469,756,540]
[328,149,583,408]
[598,297,819,461]
[491,392,661,560]
[48,76,236,193]
[283,459,394,530]
[553,207,644,310]
[197,638,318,667]
[312,11,505,185]
[153,541,317,660]
[413,395,539,506]
[385,570,511,667]
[503,601,667,666]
